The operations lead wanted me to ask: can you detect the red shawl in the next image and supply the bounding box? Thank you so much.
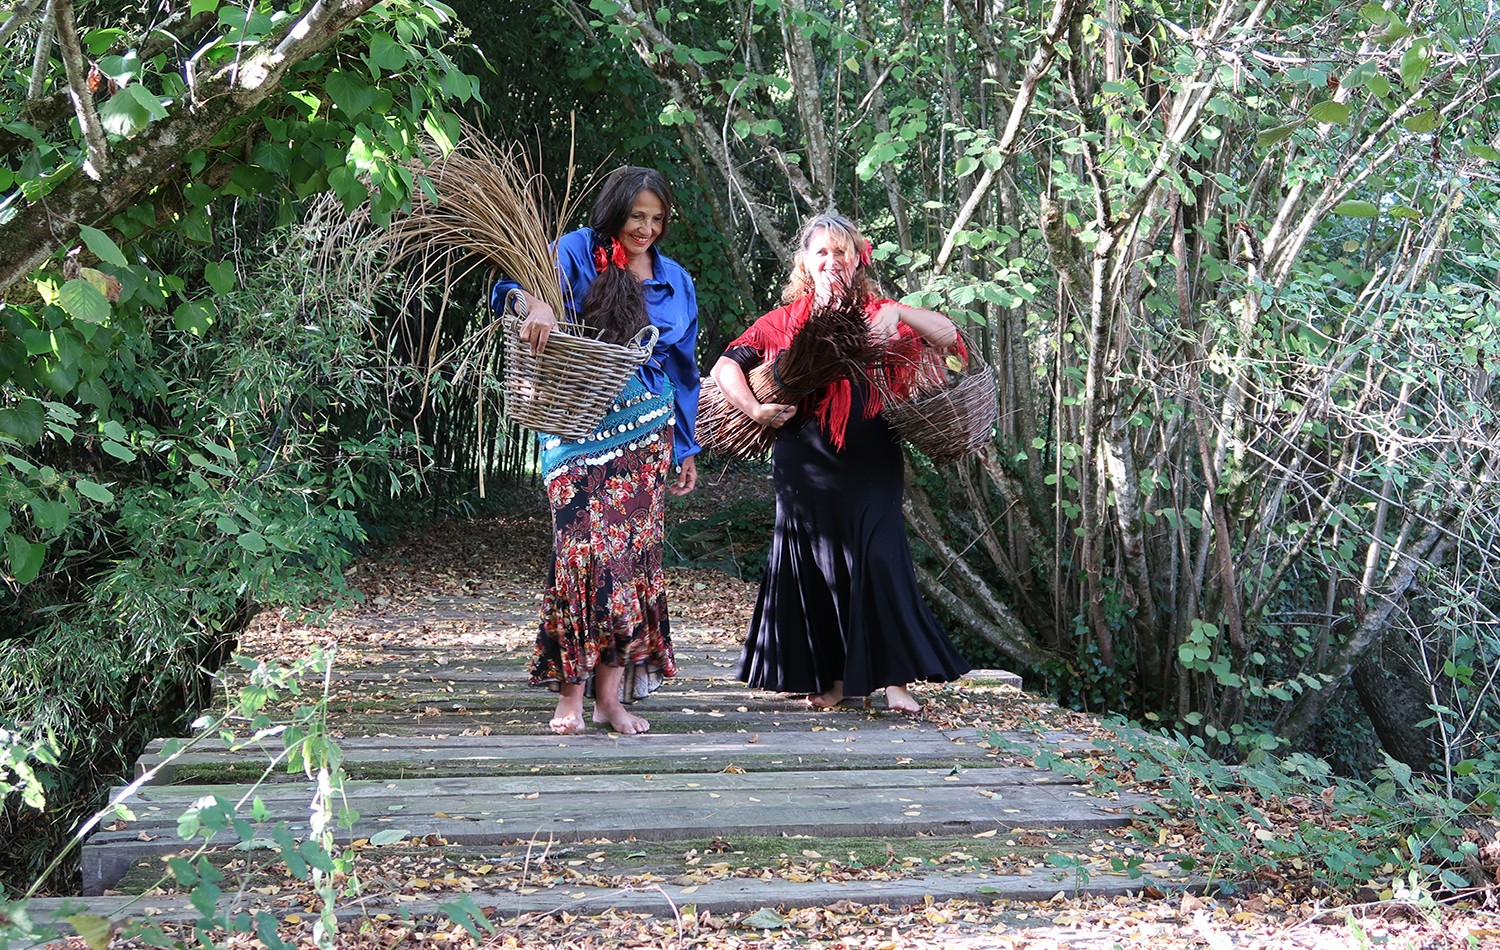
[725,295,929,450]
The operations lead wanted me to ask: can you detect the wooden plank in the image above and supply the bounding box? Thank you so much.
[135,727,1003,780]
[101,781,1128,835]
[115,766,1080,804]
[83,779,1139,894]
[33,867,1194,925]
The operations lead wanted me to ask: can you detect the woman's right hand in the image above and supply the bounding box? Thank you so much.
[518,296,558,355]
[750,403,797,428]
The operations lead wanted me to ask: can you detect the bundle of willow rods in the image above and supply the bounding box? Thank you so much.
[880,335,999,465]
[361,121,599,494]
[699,284,884,459]
[382,121,585,324]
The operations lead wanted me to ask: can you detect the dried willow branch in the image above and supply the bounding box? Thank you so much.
[698,285,880,459]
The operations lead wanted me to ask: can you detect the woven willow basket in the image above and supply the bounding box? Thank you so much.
[882,342,998,464]
[500,290,658,439]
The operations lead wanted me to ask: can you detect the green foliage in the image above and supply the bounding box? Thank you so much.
[1001,720,1492,897]
[0,0,479,890]
[4,651,343,947]
[0,724,58,815]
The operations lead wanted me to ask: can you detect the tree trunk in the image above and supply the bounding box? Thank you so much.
[1352,633,1440,771]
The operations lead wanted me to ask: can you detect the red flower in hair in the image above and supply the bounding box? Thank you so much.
[610,238,629,269]
[859,239,874,268]
[593,246,609,273]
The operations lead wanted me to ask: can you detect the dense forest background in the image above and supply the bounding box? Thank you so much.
[1,0,1498,897]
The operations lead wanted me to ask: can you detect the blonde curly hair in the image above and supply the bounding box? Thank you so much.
[779,212,879,304]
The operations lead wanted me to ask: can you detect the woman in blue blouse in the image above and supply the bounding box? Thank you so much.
[493,166,701,736]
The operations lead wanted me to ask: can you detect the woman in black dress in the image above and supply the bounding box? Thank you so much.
[711,212,970,712]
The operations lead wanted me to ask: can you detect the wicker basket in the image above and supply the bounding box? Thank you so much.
[882,342,998,465]
[500,290,658,439]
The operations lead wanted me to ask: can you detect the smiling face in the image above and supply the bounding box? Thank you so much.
[616,190,667,266]
[803,227,856,301]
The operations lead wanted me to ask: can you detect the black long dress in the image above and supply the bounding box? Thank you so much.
[737,379,971,696]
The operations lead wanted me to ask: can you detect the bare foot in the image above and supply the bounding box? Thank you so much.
[593,704,650,734]
[808,681,845,709]
[549,694,587,735]
[885,685,920,714]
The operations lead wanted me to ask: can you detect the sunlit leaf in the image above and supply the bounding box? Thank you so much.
[77,225,128,266]
[1331,200,1379,218]
[75,479,114,504]
[1402,110,1439,134]
[1400,43,1429,90]
[99,83,168,137]
[1308,101,1349,125]
[1256,122,1302,147]
[59,279,111,325]
[742,908,787,929]
[1464,139,1500,162]
[65,913,113,950]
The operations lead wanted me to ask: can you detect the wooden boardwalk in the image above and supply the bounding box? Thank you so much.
[39,568,1182,930]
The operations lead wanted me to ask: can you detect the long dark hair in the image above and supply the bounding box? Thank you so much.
[579,166,674,344]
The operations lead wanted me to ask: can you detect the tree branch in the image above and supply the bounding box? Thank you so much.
[0,0,379,291]
[0,0,45,47]
[1,9,216,161]
[779,0,833,208]
[52,0,108,179]
[1278,517,1457,742]
[933,0,1081,276]
[27,0,54,99]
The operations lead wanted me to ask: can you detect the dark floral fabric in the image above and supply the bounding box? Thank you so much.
[530,434,676,702]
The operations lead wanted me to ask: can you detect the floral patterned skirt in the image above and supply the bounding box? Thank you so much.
[530,427,676,702]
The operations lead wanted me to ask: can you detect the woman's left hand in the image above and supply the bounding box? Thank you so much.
[670,455,698,496]
[869,302,901,344]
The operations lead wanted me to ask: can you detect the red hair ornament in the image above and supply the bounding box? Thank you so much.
[593,238,632,273]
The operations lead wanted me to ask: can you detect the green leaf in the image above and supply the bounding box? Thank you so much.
[1342,61,1378,89]
[439,895,497,940]
[1403,110,1439,134]
[101,440,136,462]
[1331,200,1380,218]
[1400,43,1430,90]
[1358,3,1389,22]
[1463,139,1500,162]
[58,279,111,325]
[191,0,220,16]
[422,111,460,154]
[325,70,376,117]
[369,828,409,846]
[82,29,126,56]
[75,479,114,503]
[0,398,45,443]
[6,533,46,585]
[173,300,216,336]
[237,531,268,553]
[78,225,128,266]
[1308,101,1350,125]
[99,83,168,137]
[66,913,114,950]
[368,32,409,72]
[1256,122,1302,147]
[204,261,236,296]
